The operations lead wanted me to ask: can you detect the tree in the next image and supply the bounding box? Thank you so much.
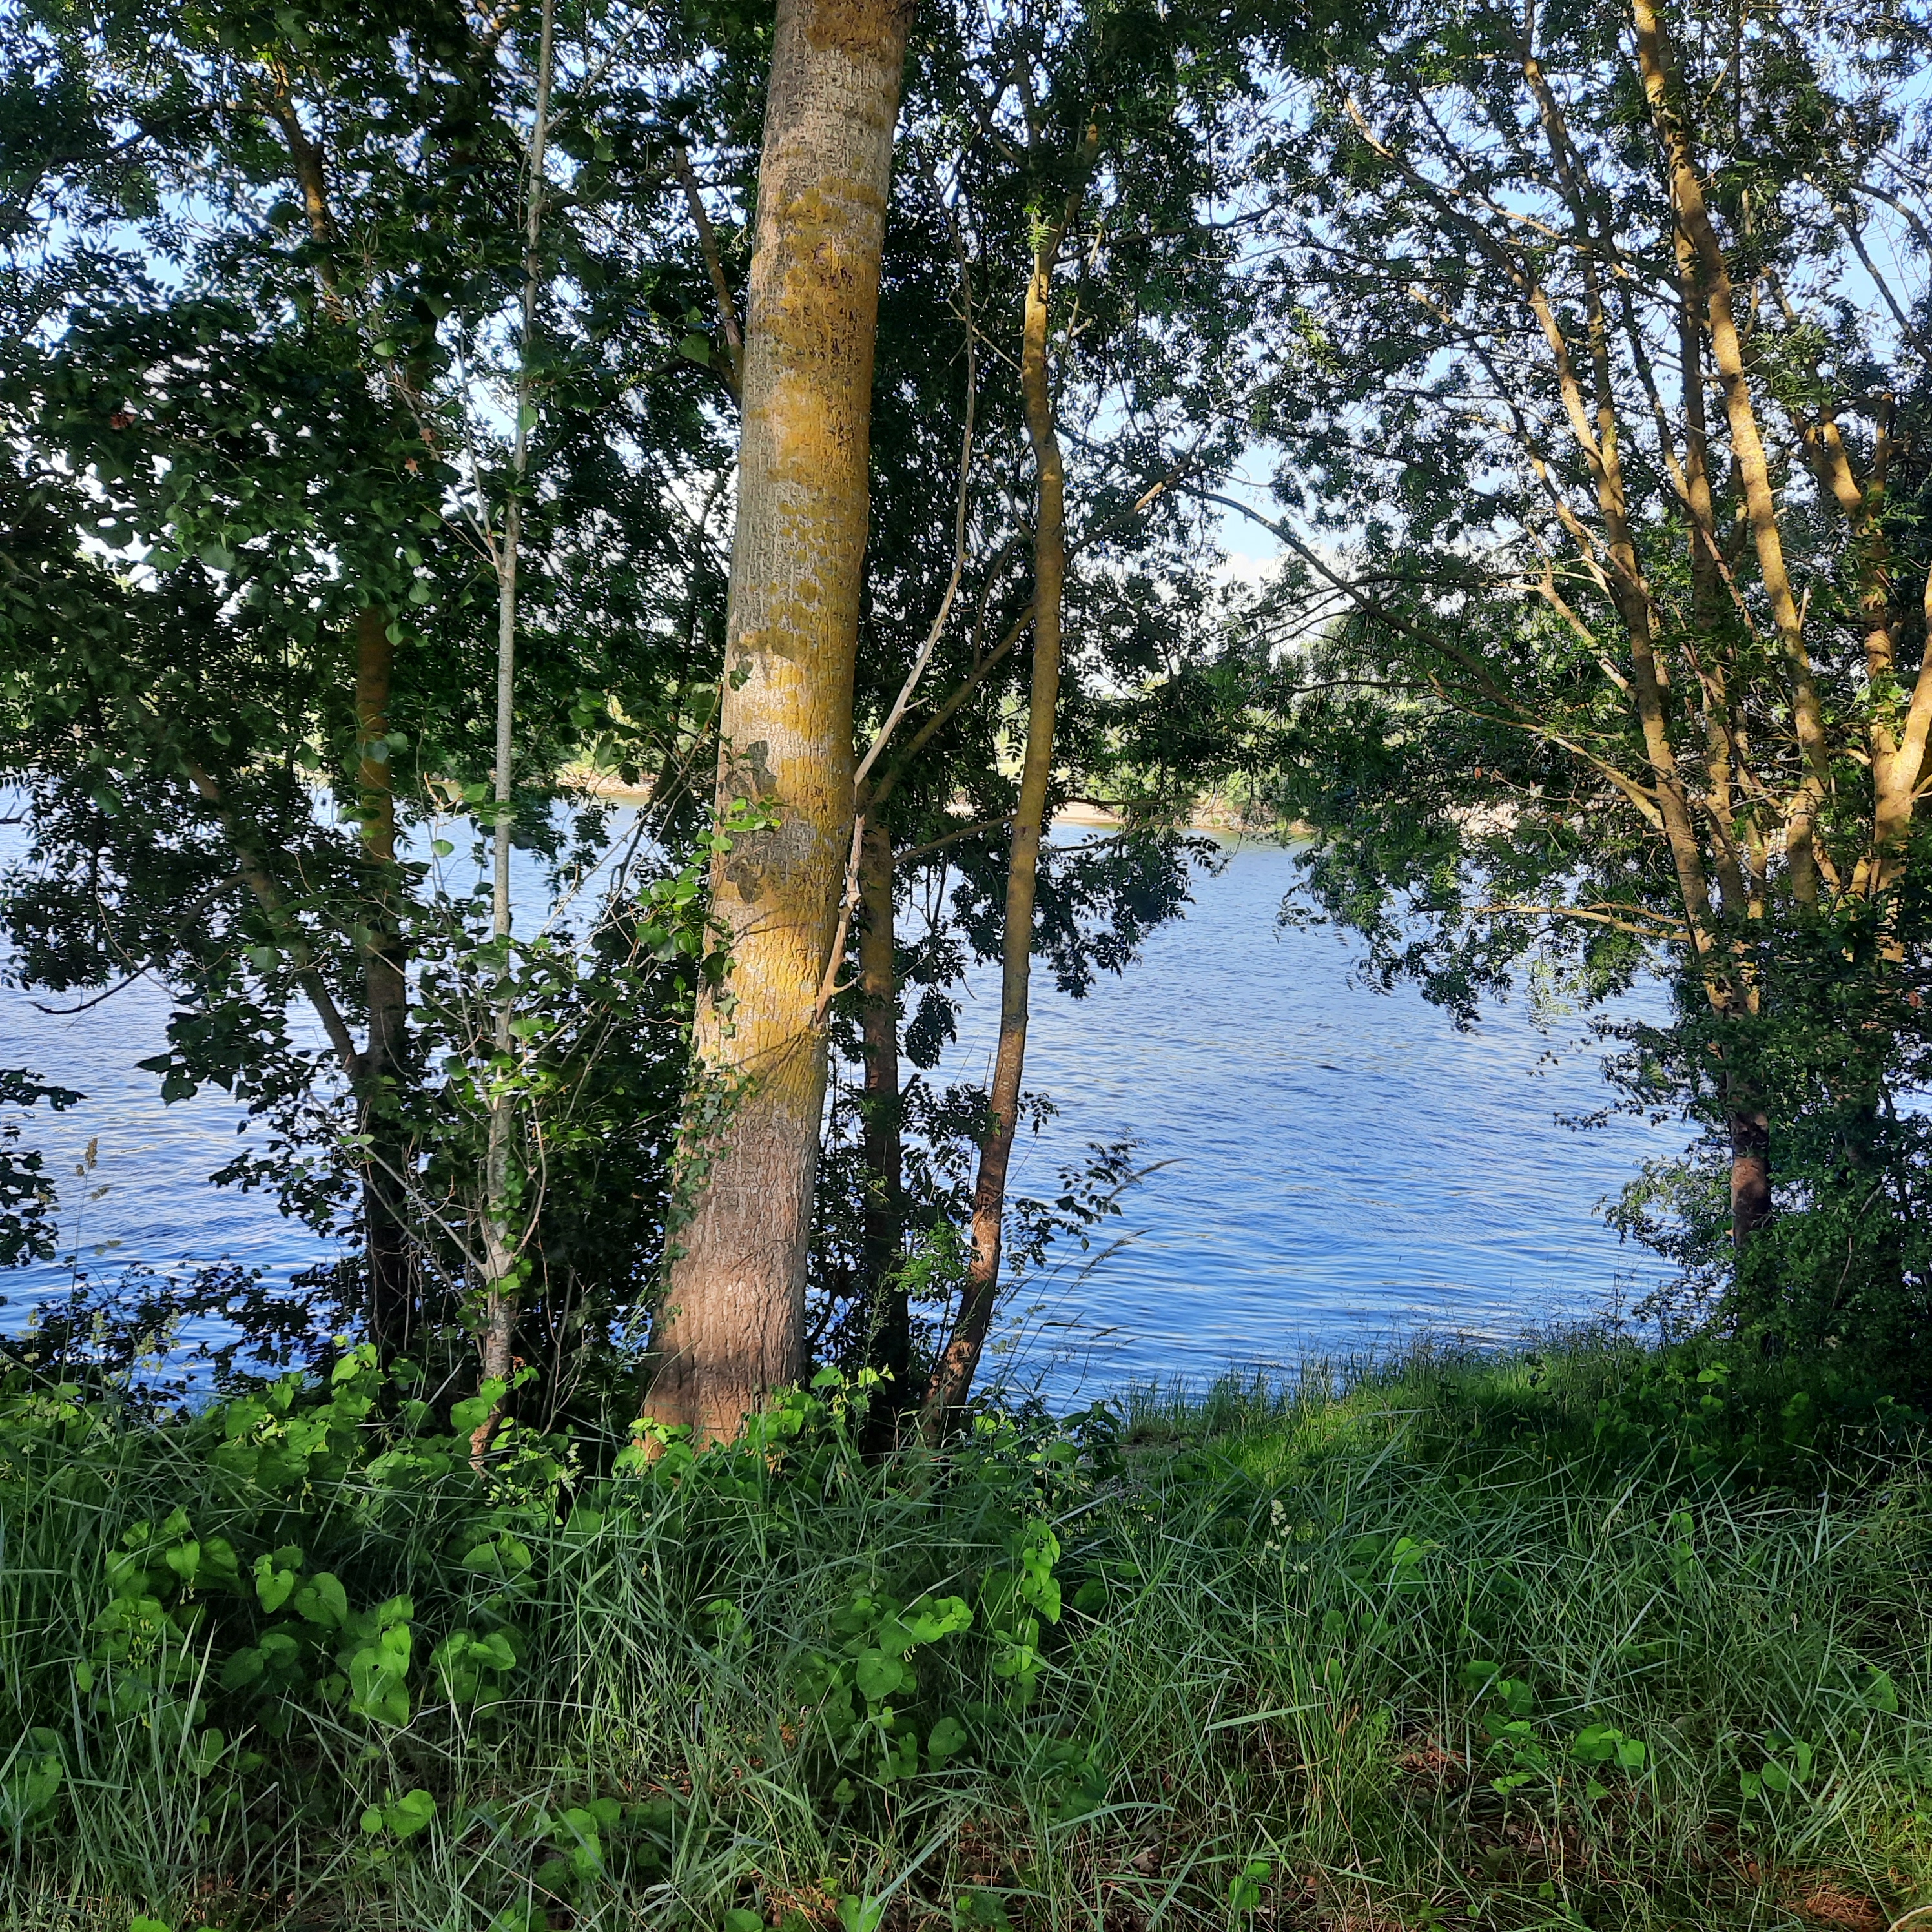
[1605,868,1932,1384]
[793,102,1228,1422]
[644,0,916,1444]
[1240,0,1932,1278]
[907,0,1262,1431]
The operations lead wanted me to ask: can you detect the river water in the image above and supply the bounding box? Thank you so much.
[945,836,1674,1395]
[1,827,1675,1393]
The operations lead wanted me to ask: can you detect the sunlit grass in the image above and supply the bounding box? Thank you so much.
[1,1335,1926,1931]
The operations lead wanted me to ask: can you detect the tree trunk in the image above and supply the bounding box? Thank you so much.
[1631,0,1831,906]
[646,0,912,1445]
[922,218,1074,1439]
[856,816,910,1417]
[353,607,413,1359]
[471,0,556,1464]
[1728,1105,1772,1255]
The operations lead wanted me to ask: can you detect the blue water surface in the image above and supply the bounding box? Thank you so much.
[940,836,1676,1395]
[1,825,1676,1391]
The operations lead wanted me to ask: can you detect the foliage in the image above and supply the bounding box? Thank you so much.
[0,1068,82,1268]
[1601,867,1932,1390]
[0,0,750,1392]
[1249,0,1932,995]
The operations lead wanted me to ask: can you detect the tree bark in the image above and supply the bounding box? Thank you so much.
[646,0,912,1445]
[1728,1106,1773,1256]
[353,607,413,1358]
[856,816,909,1403]
[1537,23,1777,1248]
[922,180,1083,1437]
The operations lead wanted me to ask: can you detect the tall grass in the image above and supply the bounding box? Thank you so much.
[1,1336,1927,1931]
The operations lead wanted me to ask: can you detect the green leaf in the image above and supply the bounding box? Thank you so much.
[854,1647,905,1703]
[220,1647,265,1690]
[5,1751,63,1825]
[928,1713,968,1767]
[292,1572,348,1629]
[254,1551,299,1614]
[385,1788,436,1840]
[450,1381,505,1435]
[460,1533,533,1577]
[899,1594,972,1646]
[1862,1668,1899,1714]
[1229,1859,1272,1913]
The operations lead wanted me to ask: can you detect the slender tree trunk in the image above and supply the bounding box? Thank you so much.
[923,209,1077,1438]
[475,478,520,1421]
[472,0,556,1460]
[353,607,413,1357]
[1671,294,1776,1256]
[646,0,912,1445]
[1567,166,1777,1260]
[267,70,420,1350]
[856,816,909,1410]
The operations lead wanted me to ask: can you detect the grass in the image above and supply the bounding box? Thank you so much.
[0,1334,1927,1932]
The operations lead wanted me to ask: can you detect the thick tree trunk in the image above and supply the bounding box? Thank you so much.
[856,817,910,1401]
[646,0,911,1444]
[923,228,1073,1439]
[353,608,413,1359]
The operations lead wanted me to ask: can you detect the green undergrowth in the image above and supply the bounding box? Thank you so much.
[1,1335,1927,1932]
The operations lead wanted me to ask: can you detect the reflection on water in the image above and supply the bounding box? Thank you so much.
[1,827,1676,1391]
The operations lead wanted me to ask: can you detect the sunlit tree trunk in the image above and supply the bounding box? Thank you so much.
[1632,0,1831,909]
[1526,34,1776,1260]
[647,0,912,1444]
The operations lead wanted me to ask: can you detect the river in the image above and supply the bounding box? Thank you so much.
[1,826,1675,1395]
